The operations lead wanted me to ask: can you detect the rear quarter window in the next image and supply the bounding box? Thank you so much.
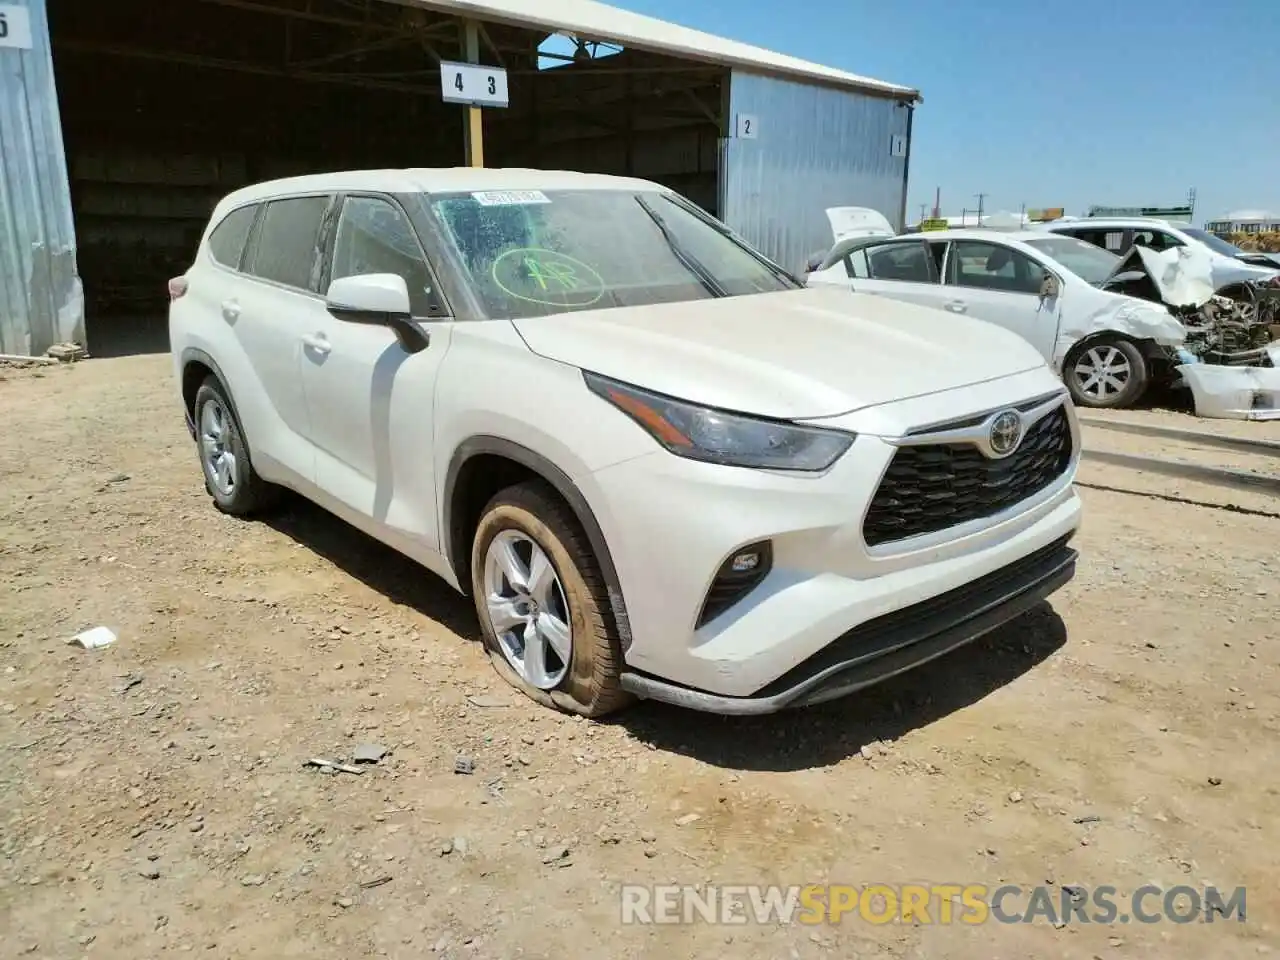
[207,204,259,269]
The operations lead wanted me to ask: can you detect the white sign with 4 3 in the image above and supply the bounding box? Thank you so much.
[440,61,509,108]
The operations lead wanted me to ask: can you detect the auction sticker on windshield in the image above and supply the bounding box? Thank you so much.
[471,190,551,206]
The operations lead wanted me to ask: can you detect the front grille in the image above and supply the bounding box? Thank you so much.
[863,406,1072,547]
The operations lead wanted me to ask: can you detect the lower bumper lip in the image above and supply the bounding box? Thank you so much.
[619,534,1077,715]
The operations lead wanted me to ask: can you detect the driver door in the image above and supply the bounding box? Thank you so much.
[300,193,454,555]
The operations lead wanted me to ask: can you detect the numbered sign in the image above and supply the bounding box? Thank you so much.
[890,134,907,158]
[440,61,509,108]
[736,114,759,140]
[0,5,35,50]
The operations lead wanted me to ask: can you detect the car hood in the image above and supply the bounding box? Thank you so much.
[510,287,1047,420]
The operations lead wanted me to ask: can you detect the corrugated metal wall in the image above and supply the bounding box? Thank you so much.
[722,70,910,275]
[0,0,82,356]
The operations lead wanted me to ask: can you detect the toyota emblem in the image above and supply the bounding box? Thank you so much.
[988,410,1023,458]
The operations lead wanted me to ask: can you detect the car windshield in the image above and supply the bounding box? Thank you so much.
[1181,228,1244,257]
[1022,235,1121,286]
[423,189,797,320]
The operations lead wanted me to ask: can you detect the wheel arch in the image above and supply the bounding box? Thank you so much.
[180,348,257,458]
[443,436,633,654]
[1063,330,1168,365]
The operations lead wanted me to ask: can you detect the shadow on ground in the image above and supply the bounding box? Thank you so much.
[261,493,480,641]
[255,492,1069,773]
[615,606,1068,772]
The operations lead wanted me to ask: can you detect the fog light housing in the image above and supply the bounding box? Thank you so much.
[696,541,773,628]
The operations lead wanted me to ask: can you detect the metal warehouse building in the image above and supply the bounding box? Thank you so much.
[0,0,919,357]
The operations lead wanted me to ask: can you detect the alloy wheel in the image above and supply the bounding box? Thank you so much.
[482,530,573,690]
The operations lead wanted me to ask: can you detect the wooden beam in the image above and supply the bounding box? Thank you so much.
[462,20,484,167]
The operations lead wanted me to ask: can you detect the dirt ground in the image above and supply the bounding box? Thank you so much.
[1,355,1277,959]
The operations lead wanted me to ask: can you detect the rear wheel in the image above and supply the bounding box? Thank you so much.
[1065,339,1149,409]
[470,481,631,717]
[193,377,277,515]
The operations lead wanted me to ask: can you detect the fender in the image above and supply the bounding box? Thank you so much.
[443,436,634,654]
[180,347,257,459]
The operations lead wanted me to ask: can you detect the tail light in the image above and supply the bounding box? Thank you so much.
[168,277,189,301]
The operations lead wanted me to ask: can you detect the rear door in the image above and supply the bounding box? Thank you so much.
[940,239,1059,359]
[236,192,337,483]
[847,238,945,308]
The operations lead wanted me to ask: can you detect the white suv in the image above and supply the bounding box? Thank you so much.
[169,169,1082,717]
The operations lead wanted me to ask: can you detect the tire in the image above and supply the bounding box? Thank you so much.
[192,376,277,515]
[1064,338,1149,409]
[470,480,631,718]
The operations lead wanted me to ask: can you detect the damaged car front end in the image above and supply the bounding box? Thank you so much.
[1100,245,1280,420]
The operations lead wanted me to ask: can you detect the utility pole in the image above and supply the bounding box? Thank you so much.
[974,192,987,226]
[918,203,927,223]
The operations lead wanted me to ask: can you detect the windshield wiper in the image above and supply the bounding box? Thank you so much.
[659,195,802,289]
[634,195,727,298]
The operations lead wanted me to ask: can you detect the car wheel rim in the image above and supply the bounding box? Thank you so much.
[482,530,572,691]
[199,399,238,497]
[1073,346,1131,401]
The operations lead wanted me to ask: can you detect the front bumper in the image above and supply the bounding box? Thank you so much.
[580,367,1083,706]
[620,534,1076,714]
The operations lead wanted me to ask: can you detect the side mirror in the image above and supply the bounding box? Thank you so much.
[1040,272,1061,300]
[325,274,428,353]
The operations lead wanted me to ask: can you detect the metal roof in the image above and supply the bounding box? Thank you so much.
[411,0,920,100]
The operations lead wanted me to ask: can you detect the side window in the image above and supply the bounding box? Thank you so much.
[845,248,870,278]
[1066,229,1125,253]
[1149,231,1184,252]
[865,241,936,283]
[949,241,1044,295]
[246,196,331,291]
[207,204,259,270]
[331,196,443,317]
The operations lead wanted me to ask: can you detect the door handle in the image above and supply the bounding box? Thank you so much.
[301,333,331,357]
[944,300,968,314]
[220,299,241,321]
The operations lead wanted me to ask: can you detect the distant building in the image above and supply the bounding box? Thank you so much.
[1205,210,1280,237]
[1088,204,1194,220]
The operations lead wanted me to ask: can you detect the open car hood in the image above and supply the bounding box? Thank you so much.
[511,287,1047,420]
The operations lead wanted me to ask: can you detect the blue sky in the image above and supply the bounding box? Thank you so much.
[619,0,1279,223]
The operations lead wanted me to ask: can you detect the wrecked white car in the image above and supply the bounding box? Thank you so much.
[1099,244,1280,420]
[806,228,1186,409]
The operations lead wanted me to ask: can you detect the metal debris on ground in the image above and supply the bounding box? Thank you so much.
[115,674,143,695]
[351,743,387,764]
[304,757,364,776]
[465,694,511,708]
[358,874,393,889]
[453,755,476,775]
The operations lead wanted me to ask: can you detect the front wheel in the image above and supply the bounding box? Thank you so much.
[1065,339,1149,409]
[470,481,631,717]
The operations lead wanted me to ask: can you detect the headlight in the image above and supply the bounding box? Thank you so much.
[584,372,854,471]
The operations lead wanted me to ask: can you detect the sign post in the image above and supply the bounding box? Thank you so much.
[443,20,510,168]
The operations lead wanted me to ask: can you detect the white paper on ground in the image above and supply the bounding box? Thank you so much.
[69,626,117,649]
